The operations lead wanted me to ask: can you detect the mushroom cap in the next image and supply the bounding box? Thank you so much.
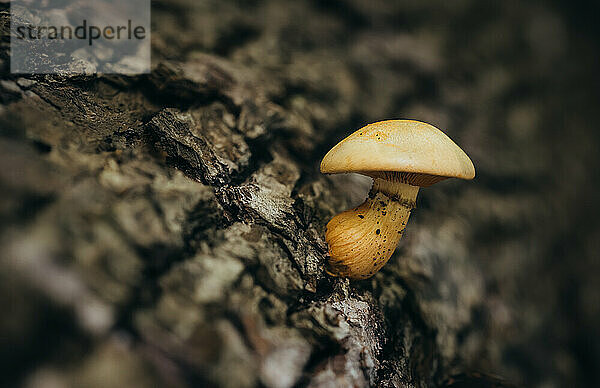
[320,120,475,183]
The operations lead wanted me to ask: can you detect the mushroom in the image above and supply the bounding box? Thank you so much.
[320,120,475,279]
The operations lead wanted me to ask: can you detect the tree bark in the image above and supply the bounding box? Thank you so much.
[1,1,599,388]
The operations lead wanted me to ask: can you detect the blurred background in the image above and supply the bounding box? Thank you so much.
[1,0,599,387]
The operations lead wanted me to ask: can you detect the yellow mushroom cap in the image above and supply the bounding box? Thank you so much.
[320,120,475,185]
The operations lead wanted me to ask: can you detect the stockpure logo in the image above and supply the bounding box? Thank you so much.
[10,0,150,74]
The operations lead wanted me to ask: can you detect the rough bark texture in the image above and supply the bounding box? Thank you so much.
[1,1,599,387]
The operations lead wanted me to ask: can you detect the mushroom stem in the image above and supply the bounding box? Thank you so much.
[325,176,419,279]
